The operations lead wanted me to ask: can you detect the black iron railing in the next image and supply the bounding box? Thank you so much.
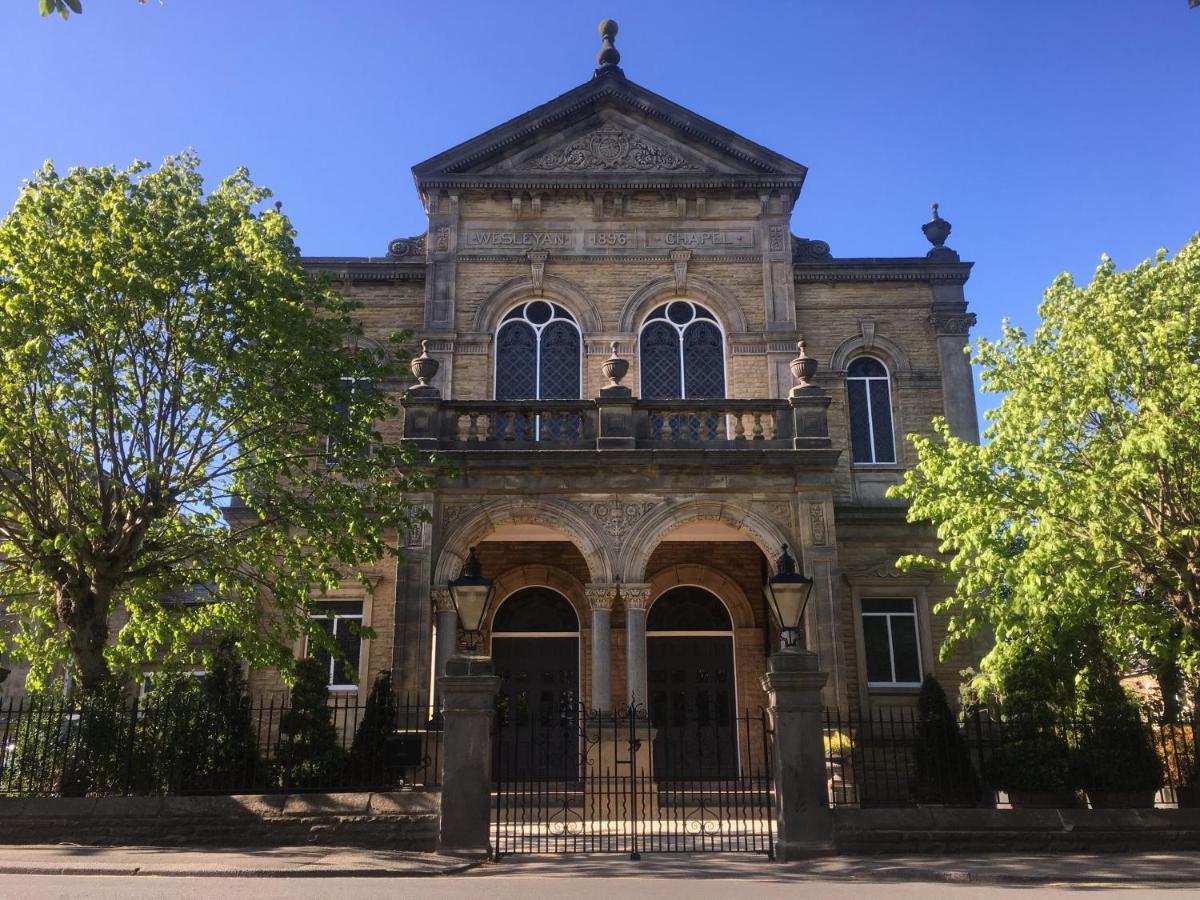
[0,692,441,797]
[824,706,1199,809]
[492,702,775,859]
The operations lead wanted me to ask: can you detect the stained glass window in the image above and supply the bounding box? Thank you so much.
[638,301,725,400]
[846,356,896,464]
[494,303,581,402]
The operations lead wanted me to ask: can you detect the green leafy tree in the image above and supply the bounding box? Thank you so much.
[910,674,982,806]
[39,0,149,19]
[0,154,431,695]
[892,234,1200,684]
[274,657,345,790]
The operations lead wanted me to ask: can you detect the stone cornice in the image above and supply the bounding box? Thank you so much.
[417,175,805,193]
[794,258,974,284]
[301,258,426,282]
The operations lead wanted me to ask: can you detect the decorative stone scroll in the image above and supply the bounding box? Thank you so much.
[527,126,701,173]
[387,233,427,257]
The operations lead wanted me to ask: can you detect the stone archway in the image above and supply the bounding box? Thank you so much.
[435,497,617,585]
[616,498,793,584]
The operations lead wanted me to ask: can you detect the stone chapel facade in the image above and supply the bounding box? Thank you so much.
[282,21,984,718]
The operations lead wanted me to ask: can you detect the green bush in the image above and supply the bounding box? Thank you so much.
[986,733,1075,794]
[273,658,346,790]
[349,671,398,787]
[1073,662,1162,794]
[910,674,982,805]
[985,640,1077,795]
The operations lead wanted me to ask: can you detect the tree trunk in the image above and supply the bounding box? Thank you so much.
[57,582,112,695]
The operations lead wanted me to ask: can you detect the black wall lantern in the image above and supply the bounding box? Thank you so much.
[447,546,495,653]
[763,544,815,651]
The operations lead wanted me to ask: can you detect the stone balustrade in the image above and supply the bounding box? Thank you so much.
[402,393,830,453]
[635,400,791,445]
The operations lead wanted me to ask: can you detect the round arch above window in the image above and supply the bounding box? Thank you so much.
[647,586,732,632]
[638,300,726,400]
[495,301,581,401]
[492,587,580,633]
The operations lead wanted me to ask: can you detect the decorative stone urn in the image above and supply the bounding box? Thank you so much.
[789,339,817,388]
[602,341,629,387]
[410,340,440,387]
[922,202,952,248]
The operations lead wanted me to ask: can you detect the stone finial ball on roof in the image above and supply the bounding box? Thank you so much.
[595,18,621,72]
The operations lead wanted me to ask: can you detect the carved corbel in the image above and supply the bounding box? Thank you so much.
[527,250,548,296]
[671,249,691,297]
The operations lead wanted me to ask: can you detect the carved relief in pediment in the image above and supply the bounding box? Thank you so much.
[524,127,702,173]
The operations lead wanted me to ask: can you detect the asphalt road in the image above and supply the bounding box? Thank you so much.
[0,875,1195,899]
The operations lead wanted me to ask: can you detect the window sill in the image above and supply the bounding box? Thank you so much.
[327,685,359,693]
[866,684,921,694]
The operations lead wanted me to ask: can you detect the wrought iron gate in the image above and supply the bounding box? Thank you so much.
[492,702,774,858]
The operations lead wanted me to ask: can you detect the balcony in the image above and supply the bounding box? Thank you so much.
[401,394,833,453]
[400,340,835,457]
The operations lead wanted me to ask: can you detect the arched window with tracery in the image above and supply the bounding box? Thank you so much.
[846,356,896,464]
[494,301,581,401]
[639,300,726,400]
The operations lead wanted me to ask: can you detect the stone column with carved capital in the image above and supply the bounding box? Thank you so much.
[431,588,458,708]
[585,584,618,714]
[622,584,652,708]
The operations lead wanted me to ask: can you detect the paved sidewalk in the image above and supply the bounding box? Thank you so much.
[0,845,477,878]
[474,852,1200,886]
[3,845,1200,885]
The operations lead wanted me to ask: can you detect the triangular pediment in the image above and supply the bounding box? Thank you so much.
[412,72,807,193]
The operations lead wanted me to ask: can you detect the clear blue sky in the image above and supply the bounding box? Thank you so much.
[1,1,1197,423]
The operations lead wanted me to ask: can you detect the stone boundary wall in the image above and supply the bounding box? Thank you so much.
[834,807,1200,853]
[0,791,439,850]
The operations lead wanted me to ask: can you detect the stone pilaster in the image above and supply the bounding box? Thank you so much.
[930,303,980,444]
[622,584,651,708]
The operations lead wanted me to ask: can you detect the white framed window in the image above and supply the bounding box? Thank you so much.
[846,356,896,464]
[861,598,922,688]
[308,600,364,690]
